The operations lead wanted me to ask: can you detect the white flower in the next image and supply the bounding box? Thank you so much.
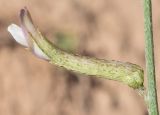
[8,23,49,60]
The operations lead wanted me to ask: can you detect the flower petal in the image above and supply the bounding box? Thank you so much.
[20,8,38,39]
[8,24,49,60]
[33,42,50,60]
[8,24,29,47]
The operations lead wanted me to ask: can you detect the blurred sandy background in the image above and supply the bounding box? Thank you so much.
[0,0,160,115]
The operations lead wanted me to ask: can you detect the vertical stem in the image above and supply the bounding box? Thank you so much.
[144,0,159,114]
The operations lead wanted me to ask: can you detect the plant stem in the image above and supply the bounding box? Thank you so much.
[144,0,159,114]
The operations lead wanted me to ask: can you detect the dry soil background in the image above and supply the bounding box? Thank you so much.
[0,0,160,115]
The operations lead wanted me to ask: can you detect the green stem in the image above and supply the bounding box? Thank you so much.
[144,0,159,114]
